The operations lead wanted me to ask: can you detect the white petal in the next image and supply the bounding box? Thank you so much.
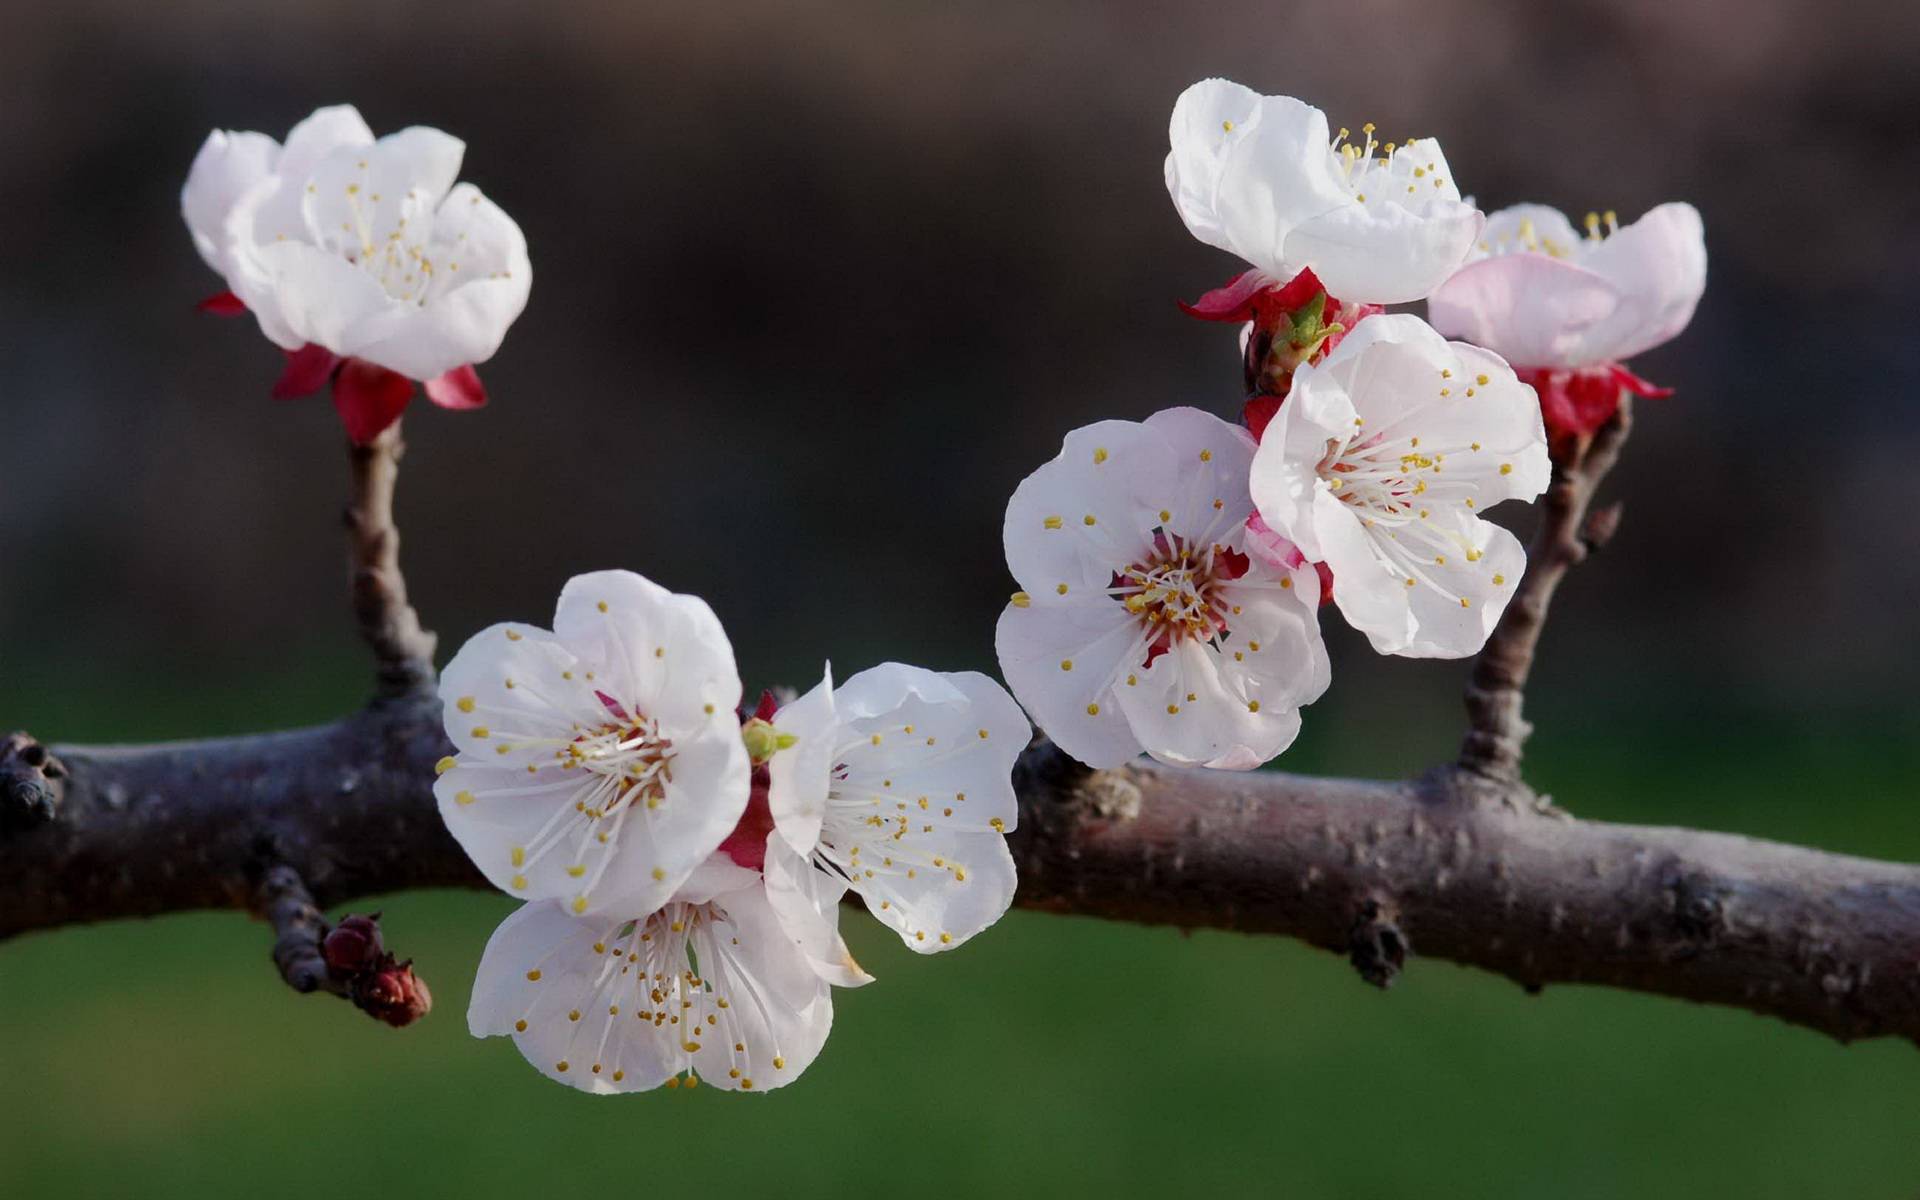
[181,130,278,274]
[669,852,762,904]
[437,620,589,762]
[1578,201,1706,362]
[1307,486,1420,654]
[275,104,374,181]
[467,901,679,1094]
[1165,80,1347,272]
[995,599,1144,769]
[1397,517,1528,658]
[233,236,402,357]
[830,664,1027,833]
[1002,418,1173,596]
[769,664,836,855]
[1140,406,1258,533]
[855,831,1018,954]
[763,837,873,987]
[552,569,744,733]
[688,883,834,1092]
[1285,197,1484,305]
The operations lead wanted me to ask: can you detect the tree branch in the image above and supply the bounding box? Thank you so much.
[2,706,1915,1047]
[346,422,437,698]
[1461,396,1635,782]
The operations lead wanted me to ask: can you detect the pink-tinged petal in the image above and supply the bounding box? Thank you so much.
[331,358,415,445]
[197,289,248,317]
[1242,512,1307,572]
[272,343,342,400]
[1178,268,1275,322]
[1426,251,1622,369]
[424,364,487,410]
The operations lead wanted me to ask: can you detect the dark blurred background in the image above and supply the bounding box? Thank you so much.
[2,1,1918,1195]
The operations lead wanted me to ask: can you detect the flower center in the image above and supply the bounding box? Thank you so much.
[532,902,790,1089]
[1320,423,1486,601]
[1327,122,1446,207]
[1107,530,1250,666]
[488,690,676,909]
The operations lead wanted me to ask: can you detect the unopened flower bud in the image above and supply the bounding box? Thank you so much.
[353,957,433,1028]
[322,912,385,976]
[739,718,797,765]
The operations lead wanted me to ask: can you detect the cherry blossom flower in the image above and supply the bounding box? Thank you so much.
[1165,78,1483,307]
[996,407,1330,770]
[468,855,835,1094]
[184,107,530,443]
[764,663,1028,953]
[434,570,750,919]
[1426,203,1706,448]
[1248,314,1550,658]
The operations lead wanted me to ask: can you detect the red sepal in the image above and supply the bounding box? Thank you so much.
[272,343,342,400]
[1521,362,1672,449]
[424,364,488,411]
[197,290,247,317]
[1243,394,1283,442]
[719,764,775,871]
[1180,267,1326,325]
[331,359,417,446]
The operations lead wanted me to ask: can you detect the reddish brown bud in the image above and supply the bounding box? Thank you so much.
[322,913,385,977]
[353,957,433,1028]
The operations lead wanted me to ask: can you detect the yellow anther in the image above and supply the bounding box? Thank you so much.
[457,696,476,714]
[512,874,528,889]
[1060,659,1073,672]
[567,865,586,878]
[470,726,489,738]
[652,867,666,881]
[526,969,542,981]
[1011,591,1031,608]
[511,847,526,867]
[514,1019,527,1032]
[435,756,458,775]
[571,896,588,914]
[1086,703,1100,716]
[556,1060,569,1072]
[1248,700,1261,713]
[596,600,609,613]
[1500,463,1513,475]
[1043,515,1063,530]
[455,790,476,806]
[1093,447,1109,463]
[1083,514,1097,526]
[1056,583,1069,595]
[1493,574,1506,585]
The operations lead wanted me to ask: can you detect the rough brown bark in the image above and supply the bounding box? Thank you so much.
[3,709,1917,1047]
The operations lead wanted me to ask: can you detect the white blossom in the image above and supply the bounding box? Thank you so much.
[1249,314,1550,658]
[434,570,750,919]
[996,407,1329,770]
[204,110,530,382]
[468,853,835,1094]
[766,663,1027,953]
[1165,79,1483,304]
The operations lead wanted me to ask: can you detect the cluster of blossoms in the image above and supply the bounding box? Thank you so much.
[179,89,1701,1093]
[434,570,1028,1092]
[996,78,1705,767]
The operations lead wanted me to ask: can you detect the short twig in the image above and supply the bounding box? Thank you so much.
[1460,395,1636,781]
[344,422,438,697]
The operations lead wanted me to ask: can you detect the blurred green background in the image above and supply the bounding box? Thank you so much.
[4,0,1919,1194]
[2,656,1916,1198]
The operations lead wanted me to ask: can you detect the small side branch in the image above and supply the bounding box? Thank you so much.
[1461,397,1635,781]
[345,422,437,697]
[256,861,434,1026]
[258,862,347,997]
